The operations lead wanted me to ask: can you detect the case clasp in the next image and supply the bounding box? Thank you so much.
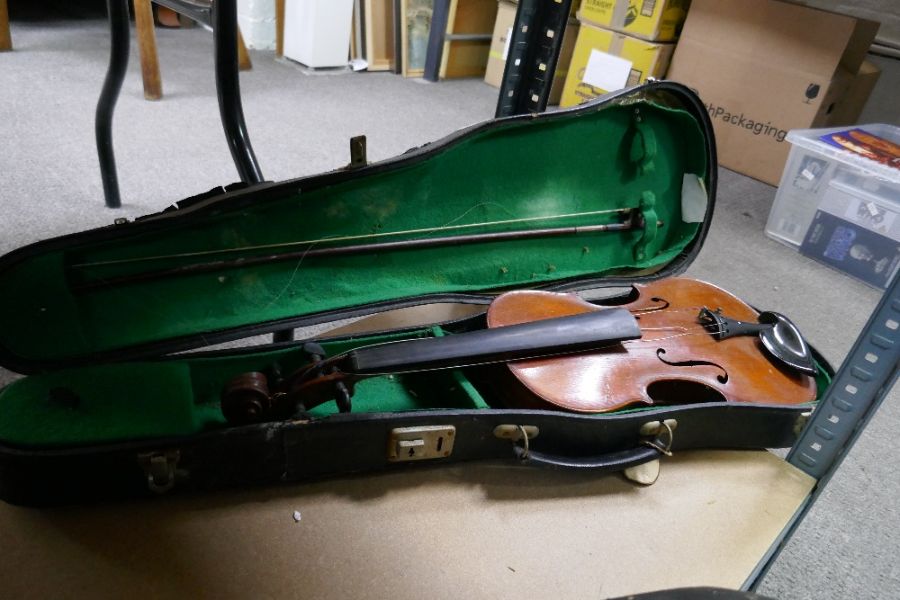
[137,450,181,494]
[793,411,813,438]
[388,425,455,461]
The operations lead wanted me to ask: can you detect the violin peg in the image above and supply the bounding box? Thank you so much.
[302,342,326,362]
[221,371,272,425]
[623,459,660,486]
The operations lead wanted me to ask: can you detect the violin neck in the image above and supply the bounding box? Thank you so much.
[343,308,641,375]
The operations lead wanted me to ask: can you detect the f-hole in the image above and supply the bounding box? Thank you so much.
[646,380,727,405]
[656,348,728,384]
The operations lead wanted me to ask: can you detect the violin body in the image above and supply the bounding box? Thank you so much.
[218,278,817,424]
[487,278,817,413]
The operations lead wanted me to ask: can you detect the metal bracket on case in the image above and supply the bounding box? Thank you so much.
[793,411,813,438]
[137,450,181,494]
[493,424,539,442]
[624,419,678,486]
[348,135,367,169]
[494,424,540,459]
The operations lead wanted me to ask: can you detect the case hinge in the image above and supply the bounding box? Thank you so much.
[137,450,181,494]
[793,411,813,438]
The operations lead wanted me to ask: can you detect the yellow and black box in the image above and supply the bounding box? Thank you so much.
[579,0,690,42]
[560,22,674,108]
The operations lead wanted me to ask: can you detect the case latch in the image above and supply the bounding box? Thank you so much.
[388,425,455,461]
[137,450,181,493]
[793,411,813,437]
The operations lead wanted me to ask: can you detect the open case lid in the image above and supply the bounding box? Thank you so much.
[0,82,716,373]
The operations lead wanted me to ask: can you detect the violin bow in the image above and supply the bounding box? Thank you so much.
[68,207,662,293]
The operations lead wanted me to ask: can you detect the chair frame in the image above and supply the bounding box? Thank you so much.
[133,0,252,100]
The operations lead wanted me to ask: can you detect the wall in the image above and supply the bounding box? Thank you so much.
[799,0,900,49]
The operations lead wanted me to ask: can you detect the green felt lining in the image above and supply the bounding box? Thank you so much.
[0,101,707,364]
[0,328,493,447]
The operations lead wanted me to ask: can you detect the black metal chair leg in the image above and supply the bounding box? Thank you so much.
[213,0,263,184]
[96,0,130,209]
[213,0,290,342]
[423,0,451,82]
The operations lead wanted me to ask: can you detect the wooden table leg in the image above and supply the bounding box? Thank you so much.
[275,0,285,57]
[134,0,162,100]
[0,0,12,52]
[237,26,252,70]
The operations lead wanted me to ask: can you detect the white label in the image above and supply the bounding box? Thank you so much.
[842,197,896,234]
[681,174,707,223]
[583,49,633,92]
[502,27,513,61]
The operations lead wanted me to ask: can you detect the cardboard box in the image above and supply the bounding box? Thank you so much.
[560,22,674,108]
[484,1,517,89]
[667,0,880,185]
[578,0,690,42]
[827,60,882,126]
[484,1,579,105]
[550,19,580,105]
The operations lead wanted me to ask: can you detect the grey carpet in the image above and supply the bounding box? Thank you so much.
[1,14,898,600]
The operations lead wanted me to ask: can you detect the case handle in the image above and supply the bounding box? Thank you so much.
[513,445,662,472]
[504,419,675,474]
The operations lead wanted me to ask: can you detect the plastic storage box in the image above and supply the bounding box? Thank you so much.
[765,124,900,288]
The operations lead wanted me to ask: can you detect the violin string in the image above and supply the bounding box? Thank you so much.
[272,306,729,377]
[324,332,742,379]
[624,329,726,346]
[276,321,738,387]
[630,306,725,316]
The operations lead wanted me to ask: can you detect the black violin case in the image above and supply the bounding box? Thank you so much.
[0,82,831,506]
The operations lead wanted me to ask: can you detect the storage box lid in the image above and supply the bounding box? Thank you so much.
[786,123,900,185]
[0,83,716,373]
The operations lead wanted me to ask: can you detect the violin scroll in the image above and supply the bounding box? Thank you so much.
[221,348,357,425]
[221,371,274,425]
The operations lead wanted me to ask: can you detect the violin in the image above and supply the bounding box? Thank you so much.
[220,277,817,425]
